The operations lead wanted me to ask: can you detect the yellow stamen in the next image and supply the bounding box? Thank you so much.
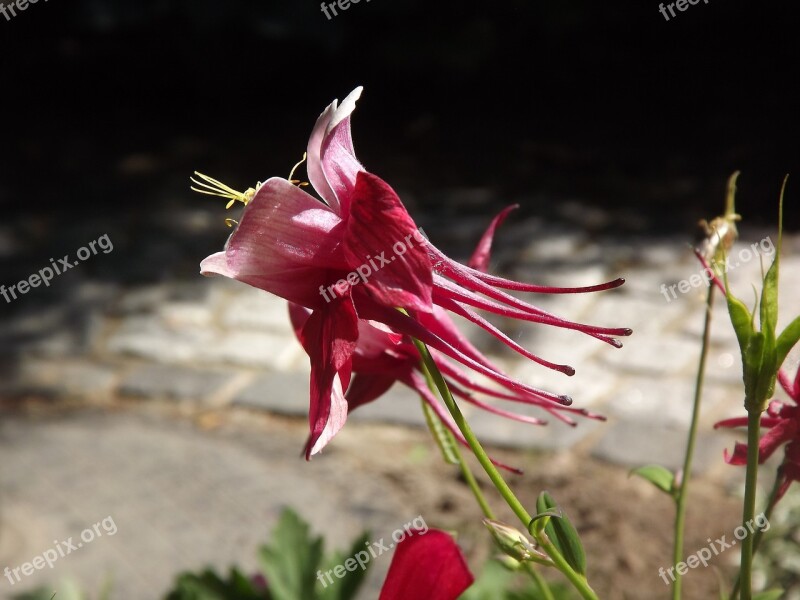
[190,172,257,207]
[224,218,238,228]
[288,152,310,188]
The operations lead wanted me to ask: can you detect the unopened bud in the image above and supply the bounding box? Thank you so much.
[483,519,545,563]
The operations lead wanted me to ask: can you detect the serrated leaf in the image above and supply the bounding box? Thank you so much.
[318,531,372,600]
[164,568,262,600]
[630,465,675,495]
[535,492,587,576]
[258,509,324,600]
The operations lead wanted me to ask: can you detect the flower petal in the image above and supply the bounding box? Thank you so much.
[346,373,398,412]
[306,101,339,210]
[345,172,433,312]
[468,205,517,272]
[320,87,365,217]
[294,300,359,458]
[200,178,347,309]
[379,529,474,600]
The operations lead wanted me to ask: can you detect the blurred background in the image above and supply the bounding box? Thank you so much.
[1,1,799,598]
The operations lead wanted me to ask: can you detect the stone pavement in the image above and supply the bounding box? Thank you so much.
[1,205,799,597]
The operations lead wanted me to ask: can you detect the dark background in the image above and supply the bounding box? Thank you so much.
[0,0,798,288]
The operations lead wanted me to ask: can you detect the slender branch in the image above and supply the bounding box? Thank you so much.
[672,283,715,599]
[738,409,762,600]
[524,562,557,600]
[730,470,781,599]
[418,360,495,519]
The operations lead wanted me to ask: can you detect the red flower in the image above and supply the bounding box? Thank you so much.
[379,529,474,600]
[200,88,630,458]
[715,365,800,500]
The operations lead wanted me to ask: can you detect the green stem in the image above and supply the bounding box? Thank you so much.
[738,409,762,600]
[410,337,598,600]
[730,471,781,600]
[672,284,715,599]
[420,358,557,599]
[524,562,556,600]
[418,358,495,519]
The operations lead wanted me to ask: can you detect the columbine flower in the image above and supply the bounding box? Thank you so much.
[198,87,630,459]
[378,529,474,600]
[715,365,800,501]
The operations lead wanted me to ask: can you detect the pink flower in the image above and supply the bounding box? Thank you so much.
[200,87,630,459]
[378,529,474,600]
[715,365,800,501]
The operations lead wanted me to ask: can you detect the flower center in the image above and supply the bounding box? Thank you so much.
[190,154,309,227]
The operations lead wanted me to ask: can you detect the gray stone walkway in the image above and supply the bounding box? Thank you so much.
[2,221,798,469]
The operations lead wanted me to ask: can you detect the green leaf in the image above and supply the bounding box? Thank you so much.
[727,292,754,357]
[629,465,675,495]
[535,492,587,576]
[420,398,459,465]
[776,315,800,369]
[164,568,262,600]
[317,531,372,600]
[759,255,779,338]
[752,589,784,600]
[258,509,324,600]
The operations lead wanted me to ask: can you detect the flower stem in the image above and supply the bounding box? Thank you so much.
[672,284,715,599]
[410,337,597,600]
[738,409,762,600]
[729,471,781,600]
[418,360,495,519]
[524,562,557,600]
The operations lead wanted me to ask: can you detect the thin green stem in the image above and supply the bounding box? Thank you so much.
[730,470,781,600]
[738,409,762,600]
[524,562,557,600]
[672,284,715,599]
[410,337,598,600]
[418,359,495,519]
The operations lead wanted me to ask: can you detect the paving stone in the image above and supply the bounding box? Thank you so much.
[585,290,687,337]
[220,288,294,333]
[0,361,117,399]
[231,371,310,416]
[348,383,427,427]
[118,364,235,402]
[106,314,216,364]
[511,361,619,410]
[605,376,738,428]
[157,301,215,328]
[198,330,303,370]
[591,420,731,473]
[597,332,698,376]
